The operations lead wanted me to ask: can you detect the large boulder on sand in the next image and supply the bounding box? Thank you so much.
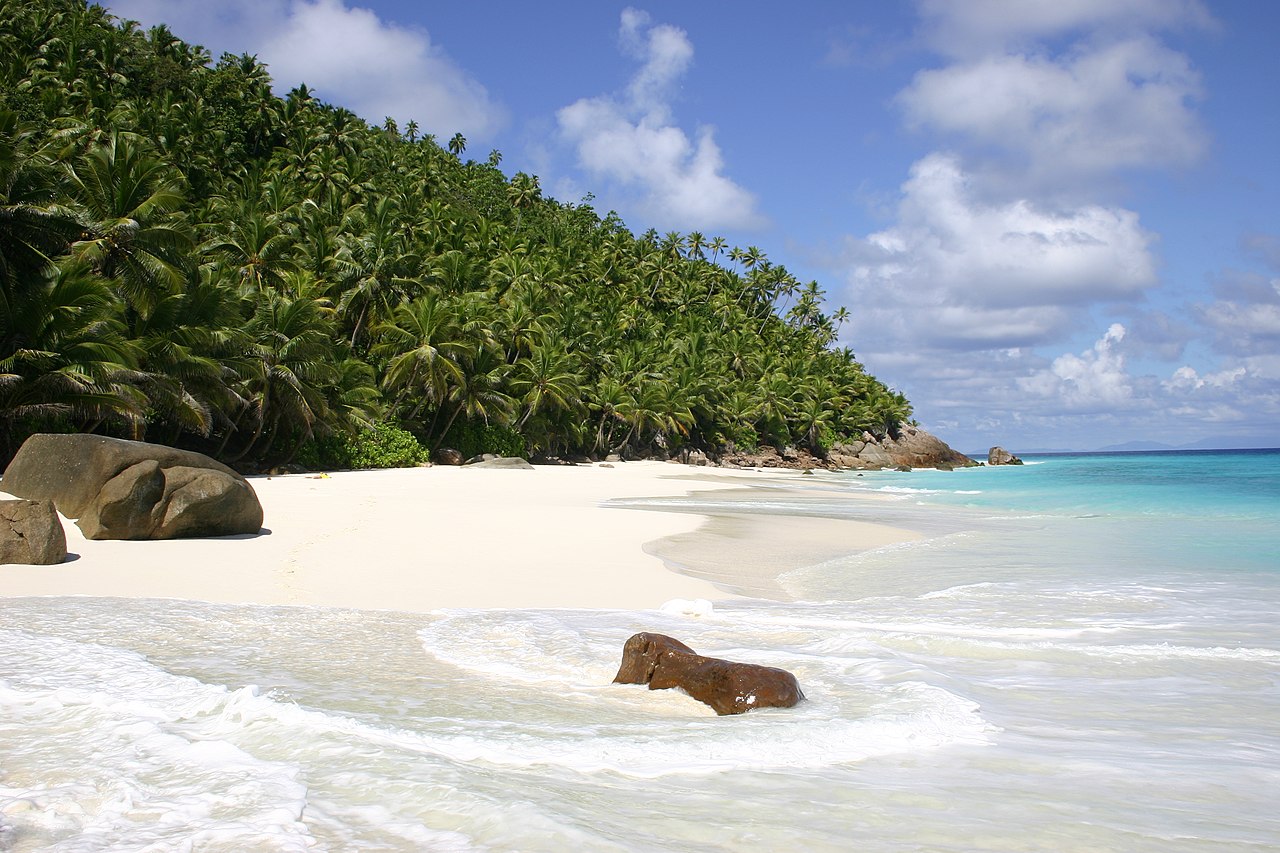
[0,499,66,564]
[613,632,803,716]
[1,434,262,540]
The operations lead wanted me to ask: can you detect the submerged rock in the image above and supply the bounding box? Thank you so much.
[613,632,803,716]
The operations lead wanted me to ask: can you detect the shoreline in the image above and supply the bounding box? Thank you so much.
[0,461,922,612]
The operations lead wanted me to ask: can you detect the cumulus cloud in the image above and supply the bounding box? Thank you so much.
[1018,323,1134,410]
[830,1,1235,448]
[104,0,503,138]
[556,8,763,231]
[898,37,1205,189]
[848,153,1156,349]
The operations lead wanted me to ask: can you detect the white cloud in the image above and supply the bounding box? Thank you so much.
[1018,323,1134,410]
[898,37,1205,188]
[1195,264,1280,355]
[848,153,1156,349]
[916,0,1215,58]
[556,9,763,231]
[830,1,1240,450]
[104,0,503,138]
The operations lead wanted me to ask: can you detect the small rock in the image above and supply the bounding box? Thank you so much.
[434,448,464,465]
[0,499,67,565]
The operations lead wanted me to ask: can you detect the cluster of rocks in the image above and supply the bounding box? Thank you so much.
[433,449,535,469]
[0,434,265,564]
[659,426,978,472]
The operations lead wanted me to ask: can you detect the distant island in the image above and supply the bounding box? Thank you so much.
[0,0,926,472]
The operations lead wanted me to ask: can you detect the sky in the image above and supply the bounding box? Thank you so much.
[102,0,1280,451]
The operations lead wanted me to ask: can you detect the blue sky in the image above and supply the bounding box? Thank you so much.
[104,0,1280,451]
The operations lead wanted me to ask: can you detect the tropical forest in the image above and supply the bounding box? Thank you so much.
[0,0,913,470]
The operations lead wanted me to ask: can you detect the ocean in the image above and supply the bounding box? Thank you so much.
[2,450,1278,851]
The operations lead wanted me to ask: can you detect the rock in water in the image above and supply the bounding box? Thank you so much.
[0,499,66,564]
[2,434,262,540]
[612,632,803,715]
[988,446,1024,465]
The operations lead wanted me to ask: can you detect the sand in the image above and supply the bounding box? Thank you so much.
[0,461,921,611]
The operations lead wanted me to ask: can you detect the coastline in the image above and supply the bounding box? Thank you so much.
[0,461,921,611]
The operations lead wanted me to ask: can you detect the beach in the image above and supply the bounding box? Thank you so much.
[0,460,920,611]
[3,451,1277,851]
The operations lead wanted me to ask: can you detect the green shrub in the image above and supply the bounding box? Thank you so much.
[297,423,427,470]
[815,424,838,453]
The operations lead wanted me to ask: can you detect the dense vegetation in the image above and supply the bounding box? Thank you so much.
[0,0,912,469]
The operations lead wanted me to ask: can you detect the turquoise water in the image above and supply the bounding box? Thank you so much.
[890,449,1280,519]
[828,449,1280,577]
[2,452,1278,850]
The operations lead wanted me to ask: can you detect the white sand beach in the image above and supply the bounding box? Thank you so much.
[0,461,920,611]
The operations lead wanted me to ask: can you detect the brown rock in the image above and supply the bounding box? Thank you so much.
[2,434,262,540]
[988,446,1023,465]
[613,632,803,715]
[434,448,464,465]
[0,499,67,565]
[881,426,977,469]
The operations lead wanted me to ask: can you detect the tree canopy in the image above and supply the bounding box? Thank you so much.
[0,0,912,468]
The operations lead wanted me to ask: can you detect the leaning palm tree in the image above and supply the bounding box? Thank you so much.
[508,340,582,429]
[373,292,468,423]
[437,344,513,450]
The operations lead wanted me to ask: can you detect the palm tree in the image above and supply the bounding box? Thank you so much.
[508,340,582,429]
[373,292,467,422]
[66,132,193,320]
[438,344,513,448]
[0,112,83,293]
[200,211,298,295]
[448,132,467,159]
[222,290,339,463]
[0,259,142,453]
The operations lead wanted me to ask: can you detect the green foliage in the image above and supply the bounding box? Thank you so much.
[442,419,526,459]
[0,0,916,469]
[298,422,426,470]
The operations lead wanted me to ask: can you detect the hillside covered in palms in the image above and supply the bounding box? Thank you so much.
[0,0,913,470]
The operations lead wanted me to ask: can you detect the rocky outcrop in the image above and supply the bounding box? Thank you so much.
[988,446,1023,465]
[0,499,66,564]
[613,632,803,716]
[711,426,974,472]
[2,434,262,540]
[879,426,976,469]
